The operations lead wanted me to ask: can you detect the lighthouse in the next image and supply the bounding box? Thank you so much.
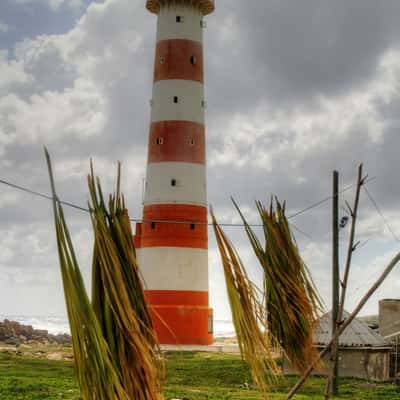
[134,0,215,345]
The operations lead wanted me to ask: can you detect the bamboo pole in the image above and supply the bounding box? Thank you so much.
[286,251,400,400]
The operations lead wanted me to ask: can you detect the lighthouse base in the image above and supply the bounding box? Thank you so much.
[145,290,213,345]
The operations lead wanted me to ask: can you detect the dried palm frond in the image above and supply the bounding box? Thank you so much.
[88,162,163,400]
[211,209,278,396]
[45,149,163,400]
[45,149,130,400]
[234,198,323,371]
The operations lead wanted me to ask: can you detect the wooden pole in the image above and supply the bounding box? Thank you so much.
[286,251,400,400]
[324,171,340,399]
[331,171,340,396]
[326,165,365,399]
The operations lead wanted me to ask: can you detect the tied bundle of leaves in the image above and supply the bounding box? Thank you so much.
[89,163,163,399]
[46,150,129,400]
[46,149,163,400]
[211,209,278,396]
[234,198,323,371]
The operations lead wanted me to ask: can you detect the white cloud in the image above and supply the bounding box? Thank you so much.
[0,22,9,33]
[0,50,32,90]
[209,49,400,172]
[0,191,20,209]
[0,78,107,146]
[346,247,400,314]
[1,0,400,323]
[0,0,149,155]
[15,0,83,11]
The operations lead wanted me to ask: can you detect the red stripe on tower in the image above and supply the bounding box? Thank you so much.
[135,0,215,345]
[148,121,205,164]
[154,39,204,83]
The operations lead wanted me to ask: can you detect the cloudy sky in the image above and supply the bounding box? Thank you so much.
[1,0,400,324]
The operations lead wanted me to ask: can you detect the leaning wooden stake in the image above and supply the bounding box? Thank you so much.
[286,251,400,400]
[337,164,366,323]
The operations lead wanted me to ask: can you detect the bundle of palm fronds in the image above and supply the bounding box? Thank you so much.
[211,209,278,396]
[234,198,323,371]
[46,149,162,400]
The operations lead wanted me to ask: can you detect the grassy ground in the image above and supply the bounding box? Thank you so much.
[0,351,399,399]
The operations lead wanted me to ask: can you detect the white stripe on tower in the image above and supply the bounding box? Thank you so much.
[136,248,209,291]
[144,162,206,206]
[151,80,205,125]
[136,0,215,345]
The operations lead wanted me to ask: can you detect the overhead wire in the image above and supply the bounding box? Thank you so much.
[0,178,89,213]
[363,186,400,243]
[340,186,400,303]
[0,175,375,239]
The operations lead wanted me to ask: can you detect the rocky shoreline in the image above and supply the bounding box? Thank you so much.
[0,319,71,345]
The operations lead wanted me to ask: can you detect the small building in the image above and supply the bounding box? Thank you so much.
[382,330,400,379]
[379,299,400,379]
[283,311,392,381]
[379,299,400,339]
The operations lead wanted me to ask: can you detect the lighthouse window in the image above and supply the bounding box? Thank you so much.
[160,56,165,64]
[171,179,177,187]
[190,55,197,65]
[156,137,163,145]
[201,100,207,108]
[173,96,179,103]
[151,222,156,230]
[208,314,213,334]
[190,137,195,145]
[176,16,183,23]
[190,223,195,230]
[200,20,207,28]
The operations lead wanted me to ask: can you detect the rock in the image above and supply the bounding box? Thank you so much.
[46,353,63,361]
[0,319,60,344]
[4,336,21,346]
[0,319,72,345]
[48,333,72,344]
[0,347,17,354]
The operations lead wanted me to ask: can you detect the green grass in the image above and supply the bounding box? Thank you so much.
[0,353,78,400]
[0,352,399,399]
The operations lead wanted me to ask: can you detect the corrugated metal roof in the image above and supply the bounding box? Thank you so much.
[314,311,390,348]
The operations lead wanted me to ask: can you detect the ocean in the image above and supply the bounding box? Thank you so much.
[0,315,235,338]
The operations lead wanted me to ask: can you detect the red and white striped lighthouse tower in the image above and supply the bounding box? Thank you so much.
[135,0,215,345]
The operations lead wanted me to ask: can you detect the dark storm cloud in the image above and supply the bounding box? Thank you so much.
[1,0,400,317]
[206,0,400,114]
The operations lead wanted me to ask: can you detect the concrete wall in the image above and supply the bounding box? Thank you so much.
[379,299,400,339]
[283,348,391,381]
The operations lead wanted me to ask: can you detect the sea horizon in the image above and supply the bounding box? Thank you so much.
[0,315,236,338]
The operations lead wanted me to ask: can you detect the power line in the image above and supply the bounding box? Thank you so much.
[0,177,315,238]
[363,186,400,243]
[0,176,373,237]
[0,179,89,213]
[287,177,375,220]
